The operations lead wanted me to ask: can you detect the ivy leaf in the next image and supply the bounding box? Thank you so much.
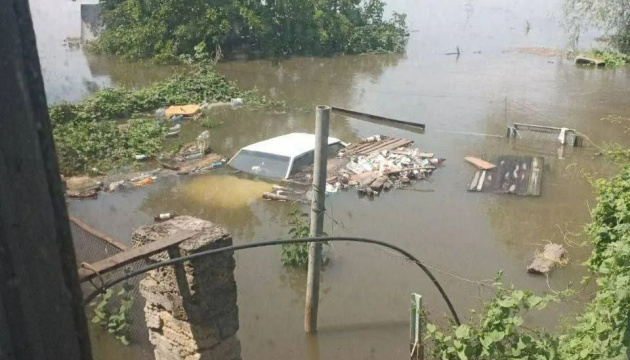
[426,323,437,334]
[497,298,515,308]
[455,325,470,339]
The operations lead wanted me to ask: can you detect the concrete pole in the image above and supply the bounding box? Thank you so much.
[305,105,330,333]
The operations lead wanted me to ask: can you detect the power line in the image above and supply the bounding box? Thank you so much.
[83,236,461,325]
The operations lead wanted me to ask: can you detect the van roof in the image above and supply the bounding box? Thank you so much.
[241,133,342,158]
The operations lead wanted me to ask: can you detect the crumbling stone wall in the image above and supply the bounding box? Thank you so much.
[133,216,240,360]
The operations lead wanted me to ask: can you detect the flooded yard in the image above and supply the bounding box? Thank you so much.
[32,0,630,358]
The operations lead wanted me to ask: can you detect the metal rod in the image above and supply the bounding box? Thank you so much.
[305,105,330,333]
[410,293,424,360]
[331,106,425,132]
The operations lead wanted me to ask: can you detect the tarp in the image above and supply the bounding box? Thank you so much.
[165,104,201,118]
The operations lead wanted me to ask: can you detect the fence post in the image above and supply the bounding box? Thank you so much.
[305,105,330,333]
[410,293,424,360]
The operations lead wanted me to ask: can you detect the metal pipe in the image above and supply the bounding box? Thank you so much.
[305,105,330,333]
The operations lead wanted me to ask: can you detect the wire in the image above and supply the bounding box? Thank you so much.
[83,236,461,325]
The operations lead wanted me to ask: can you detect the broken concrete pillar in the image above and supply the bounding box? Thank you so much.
[133,216,240,360]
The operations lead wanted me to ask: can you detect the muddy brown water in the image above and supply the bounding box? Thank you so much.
[32,0,630,358]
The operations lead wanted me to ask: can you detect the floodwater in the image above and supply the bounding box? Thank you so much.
[31,0,630,359]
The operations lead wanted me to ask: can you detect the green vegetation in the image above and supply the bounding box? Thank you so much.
[564,0,630,52]
[91,284,134,345]
[281,209,328,267]
[94,0,408,61]
[586,49,629,67]
[425,163,630,359]
[50,66,278,175]
[281,209,312,267]
[201,118,218,129]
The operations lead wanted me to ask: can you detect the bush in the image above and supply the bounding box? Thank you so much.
[586,49,629,67]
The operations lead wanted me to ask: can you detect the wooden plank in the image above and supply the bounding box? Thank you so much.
[356,138,400,155]
[527,157,543,196]
[0,1,92,358]
[469,171,481,191]
[476,171,486,192]
[78,230,196,282]
[379,139,414,152]
[464,156,496,170]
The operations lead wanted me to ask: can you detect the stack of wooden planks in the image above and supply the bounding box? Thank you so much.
[345,137,414,156]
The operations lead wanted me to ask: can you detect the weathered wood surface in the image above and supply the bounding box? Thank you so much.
[468,156,544,196]
[0,1,92,358]
[77,230,196,282]
[464,156,496,170]
[345,137,414,156]
[527,243,566,274]
[527,157,543,196]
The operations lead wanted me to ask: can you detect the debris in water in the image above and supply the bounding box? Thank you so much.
[154,213,178,222]
[264,136,444,201]
[527,243,567,275]
[574,55,605,67]
[134,177,155,187]
[165,104,201,118]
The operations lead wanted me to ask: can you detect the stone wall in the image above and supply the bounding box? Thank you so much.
[133,216,240,360]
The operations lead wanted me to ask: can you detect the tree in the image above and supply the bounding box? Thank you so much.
[564,0,630,50]
[94,0,408,61]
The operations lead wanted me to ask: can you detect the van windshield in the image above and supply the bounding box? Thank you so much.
[228,150,291,179]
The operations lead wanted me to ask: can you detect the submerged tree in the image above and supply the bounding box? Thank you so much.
[95,0,408,61]
[564,0,630,51]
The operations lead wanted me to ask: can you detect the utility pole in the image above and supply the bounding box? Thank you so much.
[305,105,330,333]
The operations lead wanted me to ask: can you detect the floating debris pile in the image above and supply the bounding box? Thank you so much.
[264,136,444,201]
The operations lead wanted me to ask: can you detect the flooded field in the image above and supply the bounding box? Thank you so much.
[32,0,630,358]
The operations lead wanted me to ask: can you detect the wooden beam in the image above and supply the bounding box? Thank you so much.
[78,230,196,282]
[0,1,92,358]
[527,157,543,196]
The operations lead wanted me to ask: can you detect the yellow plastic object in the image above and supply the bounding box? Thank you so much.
[134,177,153,187]
[165,104,201,118]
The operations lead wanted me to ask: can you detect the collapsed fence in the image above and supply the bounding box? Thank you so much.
[69,217,151,351]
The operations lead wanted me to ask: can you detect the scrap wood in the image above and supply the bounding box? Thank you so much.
[349,171,381,182]
[159,161,181,171]
[390,150,434,158]
[527,243,567,275]
[67,189,98,199]
[464,156,496,170]
[272,185,305,194]
[384,166,435,175]
[262,192,307,203]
